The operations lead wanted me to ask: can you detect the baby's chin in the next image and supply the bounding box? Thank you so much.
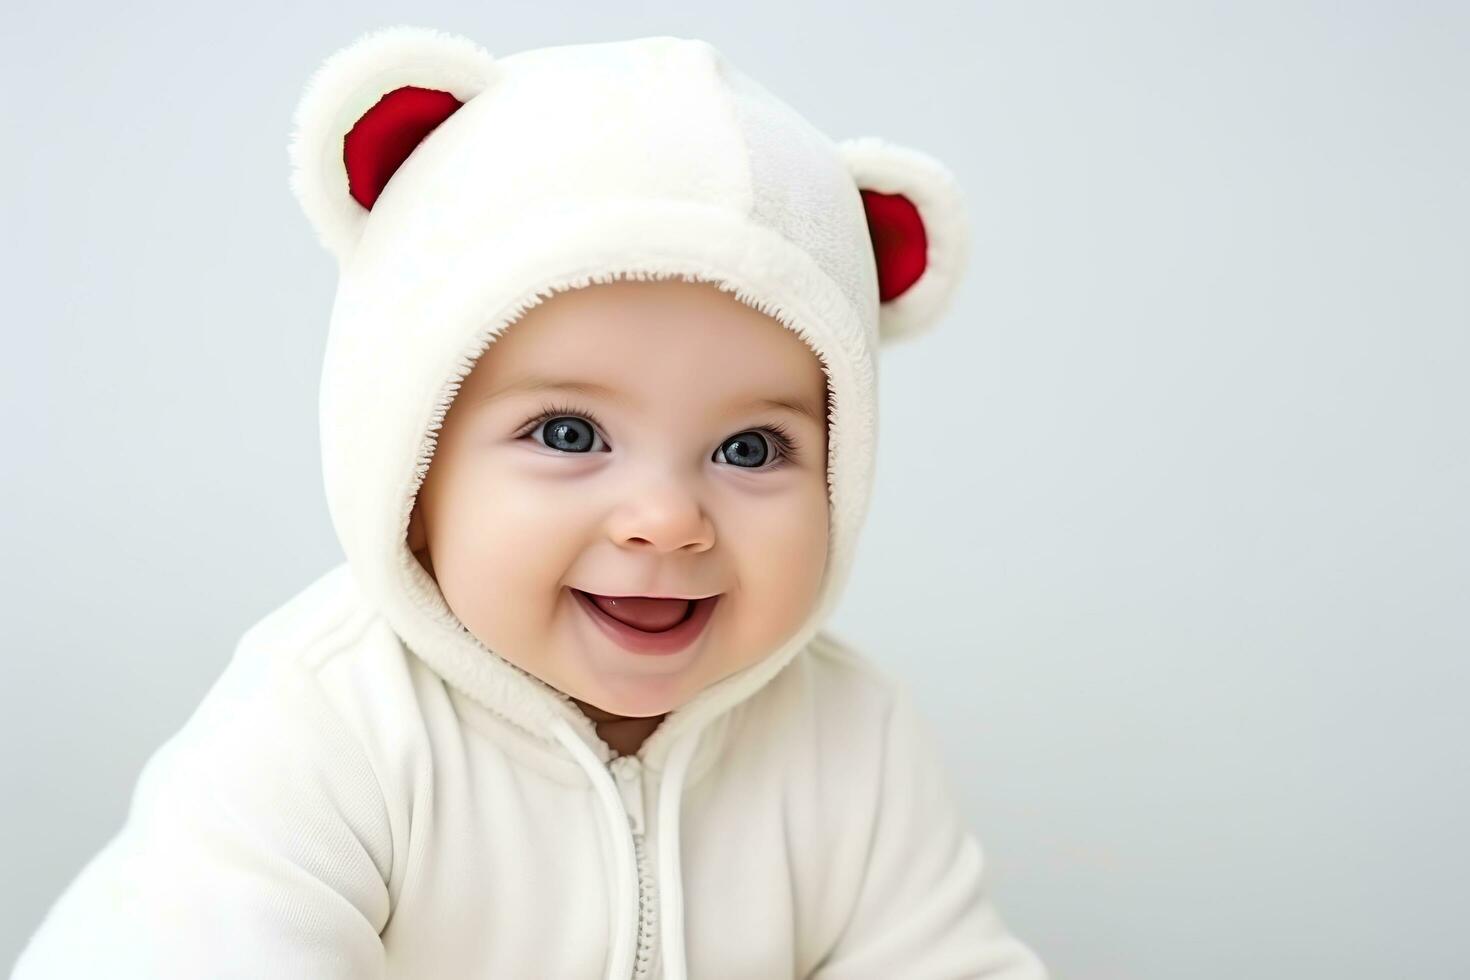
[567,679,689,720]
[569,693,670,721]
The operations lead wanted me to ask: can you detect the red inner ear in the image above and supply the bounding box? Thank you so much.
[859,189,928,302]
[344,86,465,210]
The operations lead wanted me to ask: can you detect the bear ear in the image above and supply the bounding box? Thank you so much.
[838,137,971,346]
[287,25,498,264]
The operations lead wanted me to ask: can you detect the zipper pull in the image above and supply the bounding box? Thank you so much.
[610,754,646,835]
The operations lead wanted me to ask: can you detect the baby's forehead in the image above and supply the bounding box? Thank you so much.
[462,279,829,403]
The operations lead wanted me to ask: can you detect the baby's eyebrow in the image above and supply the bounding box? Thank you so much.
[485,377,620,403]
[481,376,825,426]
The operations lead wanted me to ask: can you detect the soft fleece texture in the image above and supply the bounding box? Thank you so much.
[14,27,1047,980]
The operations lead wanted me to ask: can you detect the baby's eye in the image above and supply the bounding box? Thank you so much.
[523,410,794,470]
[714,430,783,469]
[531,415,608,454]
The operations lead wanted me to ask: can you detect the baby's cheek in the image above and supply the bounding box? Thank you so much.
[433,470,571,610]
[743,483,829,616]
[768,478,830,559]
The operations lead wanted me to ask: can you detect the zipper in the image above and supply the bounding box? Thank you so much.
[611,755,656,979]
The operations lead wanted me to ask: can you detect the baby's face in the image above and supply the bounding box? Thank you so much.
[407,279,830,718]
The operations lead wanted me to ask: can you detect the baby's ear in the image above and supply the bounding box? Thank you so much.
[287,25,498,264]
[838,137,971,346]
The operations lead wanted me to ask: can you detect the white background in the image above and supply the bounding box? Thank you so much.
[3,2,1466,976]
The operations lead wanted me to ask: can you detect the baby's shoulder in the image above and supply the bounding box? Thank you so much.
[806,629,907,697]
[232,562,413,682]
[191,563,432,815]
[755,629,913,736]
[219,563,427,740]
[234,562,373,672]
[722,632,920,827]
[803,629,897,686]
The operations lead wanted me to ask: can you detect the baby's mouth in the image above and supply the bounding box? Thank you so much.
[572,590,701,633]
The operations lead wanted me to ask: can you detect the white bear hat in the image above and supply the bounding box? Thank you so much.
[287,25,971,771]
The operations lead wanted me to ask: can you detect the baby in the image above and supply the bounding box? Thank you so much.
[15,26,1049,980]
[405,277,832,759]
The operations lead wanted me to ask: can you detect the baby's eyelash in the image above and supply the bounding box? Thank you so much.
[514,401,607,439]
[758,421,799,460]
[514,401,801,464]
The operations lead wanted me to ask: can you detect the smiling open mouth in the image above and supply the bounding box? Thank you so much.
[571,588,720,656]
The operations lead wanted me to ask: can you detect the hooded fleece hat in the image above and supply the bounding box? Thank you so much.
[287,25,971,776]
